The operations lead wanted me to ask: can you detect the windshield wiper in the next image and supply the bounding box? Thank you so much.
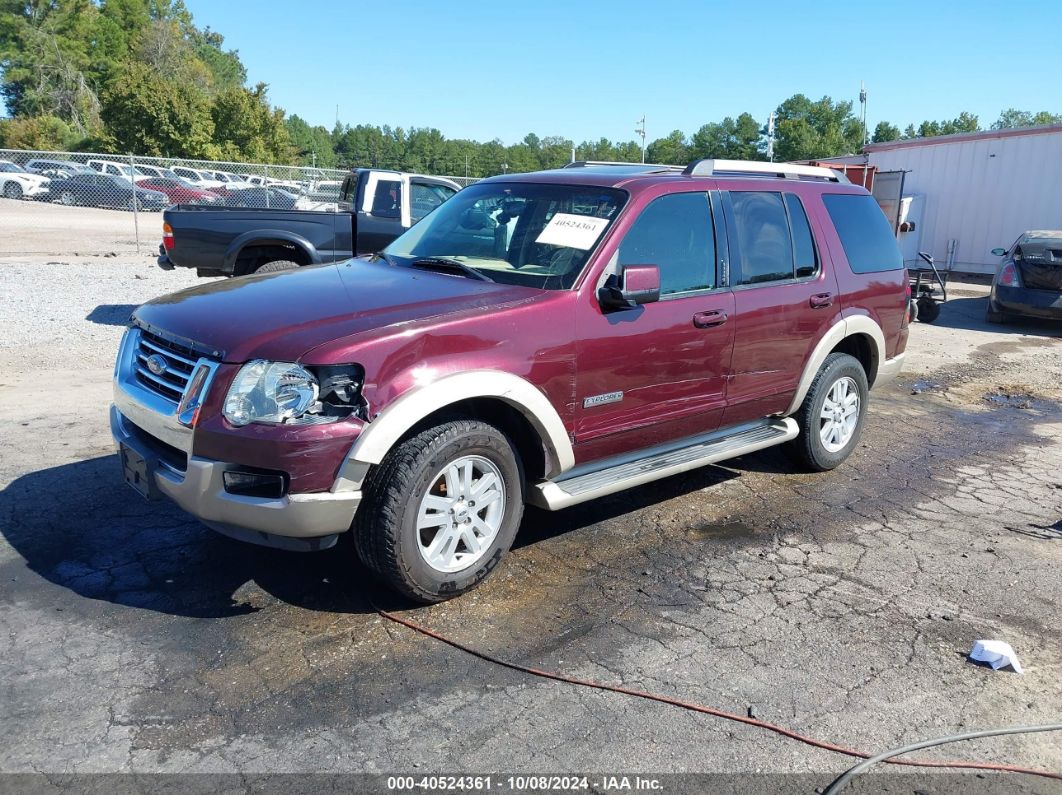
[409,257,493,282]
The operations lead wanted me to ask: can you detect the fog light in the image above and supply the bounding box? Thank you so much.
[223,470,287,499]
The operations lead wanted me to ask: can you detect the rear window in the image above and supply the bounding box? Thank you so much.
[822,194,902,273]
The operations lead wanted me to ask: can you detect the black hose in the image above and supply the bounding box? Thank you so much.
[823,723,1062,795]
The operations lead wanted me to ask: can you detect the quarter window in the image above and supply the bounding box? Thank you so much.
[822,194,903,273]
[785,194,818,278]
[617,192,715,296]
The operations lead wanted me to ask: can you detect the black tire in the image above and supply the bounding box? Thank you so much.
[3,182,23,200]
[354,419,524,603]
[60,190,77,206]
[985,300,1010,324]
[917,298,941,323]
[254,259,299,274]
[789,352,869,472]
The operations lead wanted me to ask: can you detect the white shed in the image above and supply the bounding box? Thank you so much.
[862,125,1062,274]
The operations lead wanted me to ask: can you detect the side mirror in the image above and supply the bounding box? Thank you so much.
[990,247,1007,257]
[598,264,660,310]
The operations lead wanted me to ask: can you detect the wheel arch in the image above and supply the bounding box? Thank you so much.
[784,317,886,416]
[338,371,574,489]
[224,231,318,275]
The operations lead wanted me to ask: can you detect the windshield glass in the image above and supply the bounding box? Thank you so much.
[385,181,627,290]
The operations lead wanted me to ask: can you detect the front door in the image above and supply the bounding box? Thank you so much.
[574,190,735,462]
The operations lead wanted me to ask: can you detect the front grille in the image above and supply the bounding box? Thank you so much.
[134,329,200,403]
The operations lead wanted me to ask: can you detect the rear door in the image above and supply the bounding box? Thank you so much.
[720,189,841,425]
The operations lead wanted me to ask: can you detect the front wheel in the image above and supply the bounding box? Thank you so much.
[354,419,524,603]
[3,182,23,200]
[60,190,77,206]
[789,352,869,471]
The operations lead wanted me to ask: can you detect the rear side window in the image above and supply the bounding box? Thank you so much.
[822,194,903,273]
[730,192,794,285]
[618,192,715,295]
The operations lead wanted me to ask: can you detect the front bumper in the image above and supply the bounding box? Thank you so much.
[992,284,1062,320]
[111,405,361,545]
[111,327,361,548]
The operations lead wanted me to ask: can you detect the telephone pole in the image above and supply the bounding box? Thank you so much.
[635,115,646,163]
[859,81,868,147]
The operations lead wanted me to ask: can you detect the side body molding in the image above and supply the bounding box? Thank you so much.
[783,316,887,417]
[333,370,575,491]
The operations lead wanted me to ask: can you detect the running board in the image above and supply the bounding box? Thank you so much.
[528,418,798,511]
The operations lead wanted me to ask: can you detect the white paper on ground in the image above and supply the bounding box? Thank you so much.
[969,639,1024,673]
[535,213,610,250]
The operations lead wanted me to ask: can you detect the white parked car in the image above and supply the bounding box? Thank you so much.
[87,159,148,181]
[171,167,226,190]
[0,160,51,199]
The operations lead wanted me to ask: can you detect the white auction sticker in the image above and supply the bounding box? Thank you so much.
[535,213,610,250]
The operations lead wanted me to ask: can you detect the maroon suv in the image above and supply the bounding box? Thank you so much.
[112,159,908,602]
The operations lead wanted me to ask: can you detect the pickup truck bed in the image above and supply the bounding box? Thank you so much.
[158,169,461,277]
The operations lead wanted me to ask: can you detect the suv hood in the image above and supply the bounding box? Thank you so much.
[133,259,542,363]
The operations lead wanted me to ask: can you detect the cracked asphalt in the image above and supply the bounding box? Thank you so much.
[1,261,1060,793]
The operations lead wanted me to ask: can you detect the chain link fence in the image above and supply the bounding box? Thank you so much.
[0,148,478,256]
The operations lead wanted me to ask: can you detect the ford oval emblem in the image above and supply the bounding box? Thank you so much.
[145,354,168,376]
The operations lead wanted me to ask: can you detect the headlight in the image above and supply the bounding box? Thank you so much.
[223,360,318,426]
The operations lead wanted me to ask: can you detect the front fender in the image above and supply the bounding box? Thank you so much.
[335,370,574,488]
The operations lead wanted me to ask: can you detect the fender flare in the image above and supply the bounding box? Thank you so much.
[337,370,575,488]
[784,316,886,416]
[223,229,320,273]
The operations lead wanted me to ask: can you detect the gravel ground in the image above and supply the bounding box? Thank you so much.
[1,258,1060,794]
[0,197,150,258]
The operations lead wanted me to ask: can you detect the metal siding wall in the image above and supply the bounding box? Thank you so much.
[867,132,1062,273]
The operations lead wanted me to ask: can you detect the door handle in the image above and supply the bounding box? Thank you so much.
[810,292,834,309]
[693,310,728,328]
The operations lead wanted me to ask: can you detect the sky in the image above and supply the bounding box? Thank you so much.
[183,0,1062,145]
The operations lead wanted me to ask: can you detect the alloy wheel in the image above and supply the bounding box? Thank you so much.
[416,455,505,573]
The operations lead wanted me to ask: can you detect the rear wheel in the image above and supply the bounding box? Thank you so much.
[354,419,524,603]
[790,353,869,471]
[254,259,299,274]
[3,182,23,200]
[917,298,941,323]
[985,300,1011,324]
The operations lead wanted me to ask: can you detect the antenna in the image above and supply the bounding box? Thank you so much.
[635,115,646,164]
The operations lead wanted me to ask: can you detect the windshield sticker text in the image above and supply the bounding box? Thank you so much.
[535,213,610,250]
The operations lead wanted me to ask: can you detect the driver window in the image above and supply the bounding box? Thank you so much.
[617,192,715,296]
[371,180,401,218]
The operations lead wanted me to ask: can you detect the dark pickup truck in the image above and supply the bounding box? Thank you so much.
[158,168,461,277]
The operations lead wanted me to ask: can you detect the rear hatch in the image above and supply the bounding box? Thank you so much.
[1017,240,1062,291]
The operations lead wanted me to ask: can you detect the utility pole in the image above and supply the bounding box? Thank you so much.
[766,112,776,162]
[635,115,646,163]
[859,81,868,147]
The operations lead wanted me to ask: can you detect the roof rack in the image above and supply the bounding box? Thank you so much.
[682,159,849,183]
[563,160,681,171]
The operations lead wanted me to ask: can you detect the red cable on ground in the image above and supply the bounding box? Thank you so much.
[375,606,1062,783]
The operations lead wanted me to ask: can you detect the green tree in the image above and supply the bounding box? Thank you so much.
[0,114,82,149]
[992,108,1062,129]
[772,94,863,161]
[100,59,216,156]
[689,113,761,160]
[646,129,688,165]
[871,121,901,143]
[211,82,291,162]
[913,112,980,138]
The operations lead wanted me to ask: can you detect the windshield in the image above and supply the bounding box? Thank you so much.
[0,162,25,173]
[384,181,627,290]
